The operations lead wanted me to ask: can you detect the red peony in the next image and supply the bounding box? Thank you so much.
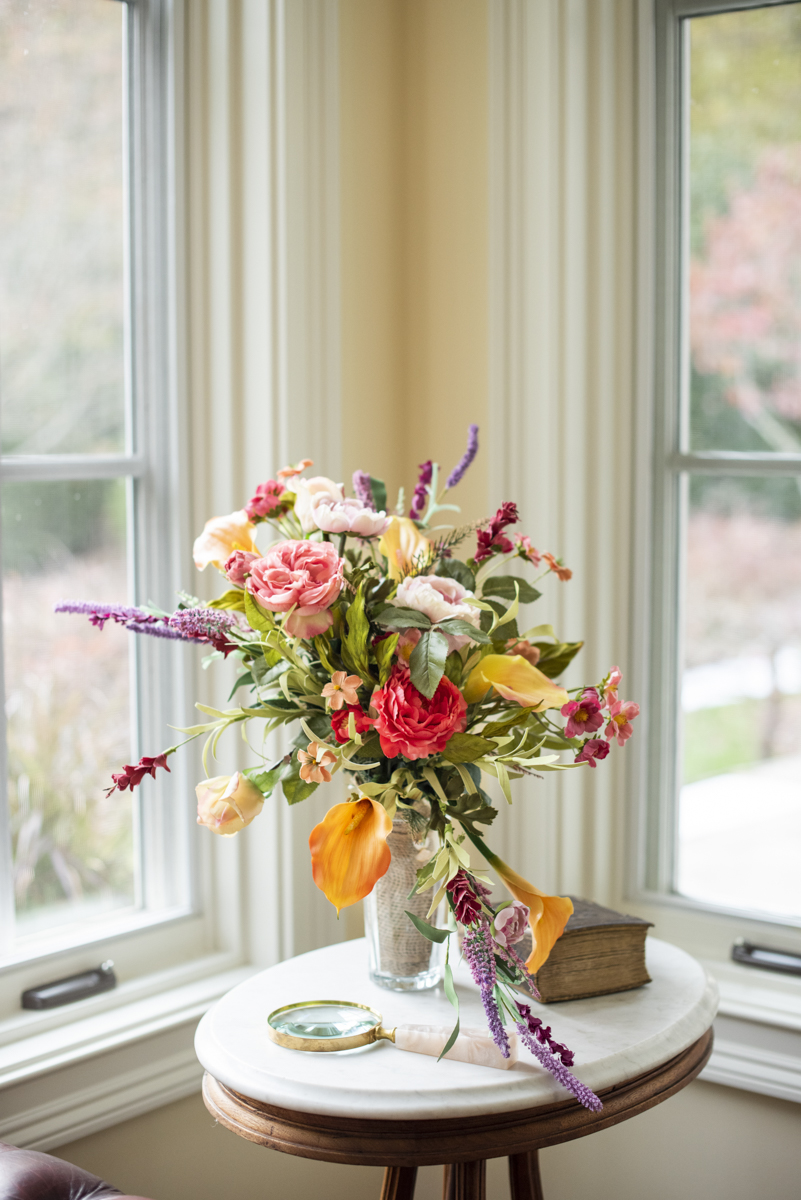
[330,704,376,745]
[371,666,467,760]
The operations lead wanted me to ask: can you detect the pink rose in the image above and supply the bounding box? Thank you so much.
[225,550,259,586]
[246,539,344,638]
[371,665,467,760]
[311,496,390,537]
[393,574,481,650]
[493,900,530,948]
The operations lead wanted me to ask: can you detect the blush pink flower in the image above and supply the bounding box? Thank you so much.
[493,900,530,948]
[395,627,422,662]
[371,666,467,760]
[330,704,376,745]
[297,741,338,784]
[604,665,623,706]
[246,540,344,639]
[322,671,363,711]
[224,550,259,586]
[393,574,481,650]
[515,534,541,567]
[293,476,344,533]
[605,699,640,746]
[246,479,287,522]
[575,738,610,769]
[561,688,603,738]
[311,496,390,537]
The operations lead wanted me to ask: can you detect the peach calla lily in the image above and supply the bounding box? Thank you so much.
[482,846,573,973]
[309,796,393,913]
[193,510,258,572]
[464,654,569,710]
[378,517,431,582]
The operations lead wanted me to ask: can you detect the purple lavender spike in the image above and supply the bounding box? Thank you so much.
[352,470,375,510]
[446,424,479,489]
[409,460,433,521]
[125,621,191,641]
[515,1021,602,1111]
[55,600,167,631]
[462,925,511,1058]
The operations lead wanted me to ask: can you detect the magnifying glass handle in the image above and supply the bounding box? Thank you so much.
[392,1023,518,1070]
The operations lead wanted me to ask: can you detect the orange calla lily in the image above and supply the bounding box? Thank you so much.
[309,796,393,913]
[378,517,431,581]
[480,845,572,973]
[464,654,569,710]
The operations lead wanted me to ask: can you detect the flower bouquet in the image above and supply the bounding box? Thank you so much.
[58,427,639,1111]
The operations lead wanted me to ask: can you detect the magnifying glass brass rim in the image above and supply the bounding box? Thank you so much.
[267,999,396,1053]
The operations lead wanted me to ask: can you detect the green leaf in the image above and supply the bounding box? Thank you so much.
[340,585,374,680]
[374,633,399,683]
[244,590,275,633]
[444,791,498,833]
[369,476,388,514]
[228,670,254,699]
[438,961,461,1061]
[534,639,584,678]
[375,607,432,630]
[244,762,285,797]
[404,910,451,943]
[436,618,490,644]
[441,732,496,763]
[409,629,449,698]
[436,559,476,591]
[279,756,319,805]
[350,732,382,762]
[483,576,541,604]
[207,589,247,612]
[313,632,339,675]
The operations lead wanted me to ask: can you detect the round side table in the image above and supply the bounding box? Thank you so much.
[196,937,717,1200]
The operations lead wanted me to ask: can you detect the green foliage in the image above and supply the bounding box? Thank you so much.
[207,589,246,612]
[409,629,449,698]
[340,585,375,681]
[441,732,496,763]
[244,590,274,633]
[374,633,399,684]
[404,910,451,943]
[482,576,541,605]
[436,559,476,590]
[444,790,498,833]
[312,632,339,675]
[369,476,388,514]
[244,761,286,798]
[534,640,583,678]
[280,756,319,805]
[436,618,490,644]
[375,607,431,630]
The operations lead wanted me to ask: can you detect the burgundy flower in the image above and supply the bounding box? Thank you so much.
[410,460,433,521]
[446,869,486,926]
[575,738,610,769]
[474,502,520,563]
[107,752,171,797]
[561,688,604,738]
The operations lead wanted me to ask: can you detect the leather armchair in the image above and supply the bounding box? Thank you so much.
[0,1143,154,1200]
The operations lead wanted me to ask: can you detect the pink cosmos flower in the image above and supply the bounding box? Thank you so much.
[246,540,344,639]
[575,738,610,769]
[297,741,338,784]
[515,534,541,567]
[371,665,467,760]
[224,550,259,586]
[605,699,640,746]
[311,496,390,537]
[322,671,363,711]
[561,688,603,738]
[604,665,623,706]
[493,900,530,948]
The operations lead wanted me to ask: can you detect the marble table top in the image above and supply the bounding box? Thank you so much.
[194,936,718,1120]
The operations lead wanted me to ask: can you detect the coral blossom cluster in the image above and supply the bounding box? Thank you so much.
[562,670,640,768]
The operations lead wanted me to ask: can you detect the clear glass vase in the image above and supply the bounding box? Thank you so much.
[364,818,446,991]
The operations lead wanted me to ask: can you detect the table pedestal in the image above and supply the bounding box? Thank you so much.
[202,1028,712,1199]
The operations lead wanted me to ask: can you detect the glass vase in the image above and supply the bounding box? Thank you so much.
[364,818,446,991]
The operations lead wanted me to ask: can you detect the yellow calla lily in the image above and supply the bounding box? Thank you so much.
[309,796,393,913]
[464,654,569,709]
[485,850,573,974]
[378,516,431,582]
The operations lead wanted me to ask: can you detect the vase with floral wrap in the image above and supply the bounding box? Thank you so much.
[58,427,639,1113]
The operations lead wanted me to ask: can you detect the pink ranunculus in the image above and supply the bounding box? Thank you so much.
[493,900,530,948]
[293,476,344,533]
[605,699,640,747]
[246,539,344,639]
[575,738,610,769]
[246,479,287,522]
[561,688,604,738]
[224,550,260,586]
[393,574,481,650]
[371,666,467,760]
[311,496,390,537]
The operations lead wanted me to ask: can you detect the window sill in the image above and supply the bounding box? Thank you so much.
[0,957,256,1150]
[700,957,801,1104]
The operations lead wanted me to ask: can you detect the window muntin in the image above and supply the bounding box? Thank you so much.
[650,0,801,928]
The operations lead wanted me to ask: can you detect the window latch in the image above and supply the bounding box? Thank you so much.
[21,960,117,1010]
[731,940,801,978]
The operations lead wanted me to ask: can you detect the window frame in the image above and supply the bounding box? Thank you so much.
[634,0,801,948]
[0,0,210,996]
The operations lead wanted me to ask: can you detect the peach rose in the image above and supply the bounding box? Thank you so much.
[196,772,264,836]
[193,511,258,572]
[246,539,345,638]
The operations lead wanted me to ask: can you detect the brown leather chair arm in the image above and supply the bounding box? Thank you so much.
[0,1142,155,1200]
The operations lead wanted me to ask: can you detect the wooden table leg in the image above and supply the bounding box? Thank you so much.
[442,1160,487,1200]
[508,1150,545,1200]
[380,1165,417,1200]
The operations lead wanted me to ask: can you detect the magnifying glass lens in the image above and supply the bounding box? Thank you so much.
[269,1003,378,1040]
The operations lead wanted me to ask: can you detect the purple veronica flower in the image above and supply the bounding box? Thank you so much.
[169,608,239,655]
[515,1002,602,1112]
[446,424,479,489]
[55,600,166,631]
[409,460,433,521]
[462,924,510,1059]
[352,470,375,510]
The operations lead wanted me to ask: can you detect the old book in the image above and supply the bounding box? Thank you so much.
[515,897,653,1004]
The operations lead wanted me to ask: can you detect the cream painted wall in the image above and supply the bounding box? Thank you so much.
[44,1,801,1196]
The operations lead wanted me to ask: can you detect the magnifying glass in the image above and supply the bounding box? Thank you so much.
[267,1000,517,1070]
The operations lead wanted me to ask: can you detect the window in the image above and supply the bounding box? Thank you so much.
[649,0,801,930]
[0,0,193,984]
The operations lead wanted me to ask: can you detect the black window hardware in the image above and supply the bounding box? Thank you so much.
[21,961,117,1010]
[731,940,801,978]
